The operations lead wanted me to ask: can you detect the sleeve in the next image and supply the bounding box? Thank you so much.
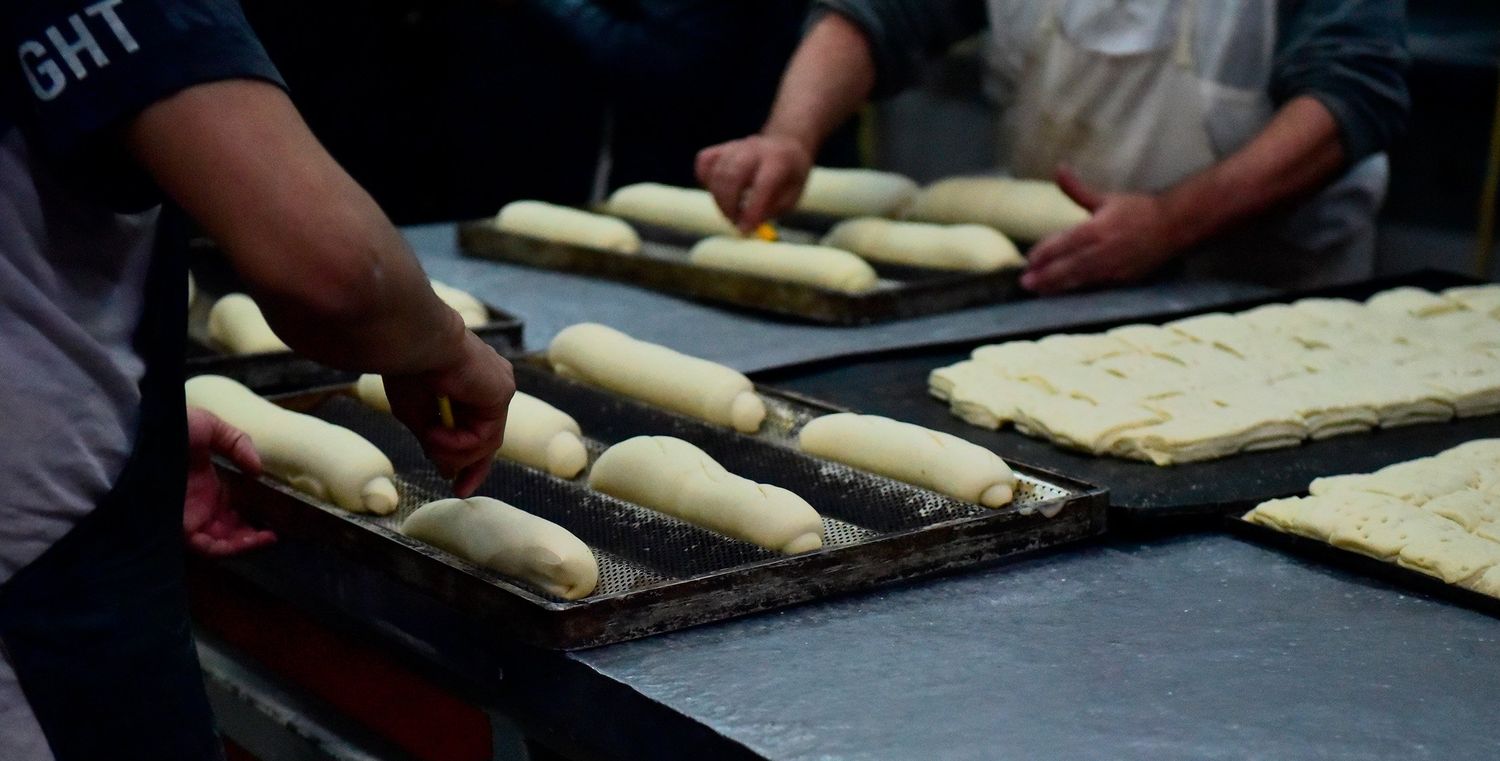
[1,0,285,204]
[811,0,988,98]
[1271,0,1410,164]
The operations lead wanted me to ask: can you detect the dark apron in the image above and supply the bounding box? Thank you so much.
[0,220,222,760]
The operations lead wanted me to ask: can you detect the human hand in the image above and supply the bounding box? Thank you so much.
[695,134,813,233]
[1020,167,1183,294]
[184,407,276,557]
[384,332,514,497]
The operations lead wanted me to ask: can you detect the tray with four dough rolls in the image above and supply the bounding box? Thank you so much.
[221,360,1107,650]
[755,270,1500,530]
[184,253,525,395]
[456,218,1026,326]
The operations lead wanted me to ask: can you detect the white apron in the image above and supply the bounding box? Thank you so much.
[990,0,1384,287]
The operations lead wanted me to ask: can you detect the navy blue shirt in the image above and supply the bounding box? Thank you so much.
[0,0,283,207]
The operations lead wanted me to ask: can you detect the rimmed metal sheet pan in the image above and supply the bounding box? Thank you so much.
[456,219,1025,326]
[225,361,1107,649]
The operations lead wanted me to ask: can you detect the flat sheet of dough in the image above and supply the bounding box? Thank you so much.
[402,496,598,599]
[548,322,765,433]
[796,167,918,218]
[495,200,642,254]
[589,436,824,554]
[603,183,739,237]
[821,218,1023,272]
[799,413,1015,506]
[689,236,878,293]
[186,375,397,514]
[906,176,1090,242]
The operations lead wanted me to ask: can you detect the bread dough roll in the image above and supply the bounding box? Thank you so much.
[401,496,598,599]
[799,413,1016,506]
[429,279,488,327]
[590,436,823,554]
[795,167,918,218]
[207,293,290,355]
[185,375,398,514]
[496,200,642,254]
[689,236,878,293]
[604,183,738,237]
[548,323,765,433]
[354,375,588,479]
[907,177,1089,242]
[821,218,1024,272]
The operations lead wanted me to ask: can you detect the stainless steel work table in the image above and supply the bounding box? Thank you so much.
[197,226,1499,760]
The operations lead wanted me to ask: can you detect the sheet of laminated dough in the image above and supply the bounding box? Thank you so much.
[589,436,824,554]
[906,176,1090,242]
[795,167,919,218]
[799,413,1015,507]
[495,199,642,254]
[429,279,488,327]
[1443,284,1500,317]
[603,183,739,237]
[207,293,290,355]
[355,375,588,478]
[821,218,1023,272]
[185,375,398,514]
[1365,286,1463,318]
[402,496,598,599]
[548,322,765,433]
[688,236,878,293]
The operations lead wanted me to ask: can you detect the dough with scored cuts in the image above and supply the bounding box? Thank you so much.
[799,412,1016,506]
[549,323,765,433]
[589,435,824,554]
[689,237,878,293]
[795,167,918,218]
[604,183,738,237]
[906,176,1089,242]
[402,496,599,599]
[821,217,1023,272]
[355,375,588,478]
[185,375,398,514]
[207,293,290,355]
[496,200,642,254]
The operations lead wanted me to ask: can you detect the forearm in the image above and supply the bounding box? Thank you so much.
[760,12,877,155]
[1160,96,1345,251]
[129,79,467,375]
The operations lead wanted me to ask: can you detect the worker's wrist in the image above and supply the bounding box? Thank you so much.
[759,124,819,163]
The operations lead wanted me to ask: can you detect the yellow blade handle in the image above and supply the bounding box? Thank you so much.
[437,396,455,429]
[754,223,779,242]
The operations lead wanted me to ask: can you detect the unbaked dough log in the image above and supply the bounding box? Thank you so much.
[688,237,878,293]
[589,436,824,554]
[795,167,918,218]
[799,413,1016,506]
[207,293,290,355]
[429,279,488,327]
[495,200,642,254]
[906,177,1090,242]
[548,323,765,433]
[402,496,598,599]
[185,375,398,514]
[354,375,588,479]
[603,183,738,237]
[821,218,1024,272]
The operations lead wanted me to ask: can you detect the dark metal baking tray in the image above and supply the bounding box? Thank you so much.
[1226,514,1500,620]
[456,218,1025,326]
[224,361,1107,650]
[184,256,524,395]
[755,270,1498,529]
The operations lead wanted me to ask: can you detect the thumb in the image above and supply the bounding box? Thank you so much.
[1054,165,1104,212]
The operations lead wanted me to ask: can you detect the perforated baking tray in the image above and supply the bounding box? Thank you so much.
[223,361,1107,649]
[184,256,524,395]
[456,218,1025,326]
[1226,514,1500,620]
